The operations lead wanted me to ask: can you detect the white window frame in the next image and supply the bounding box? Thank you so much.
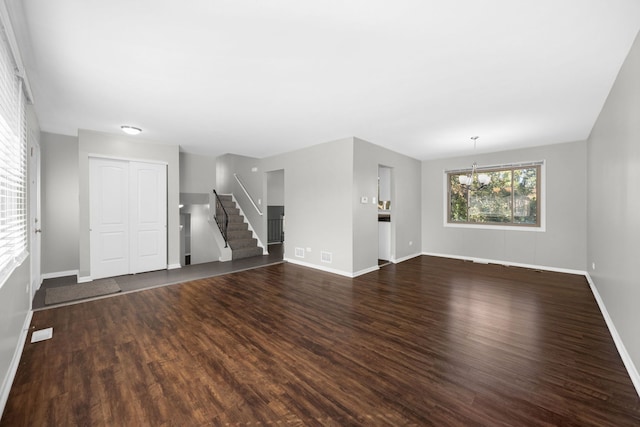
[443,160,546,232]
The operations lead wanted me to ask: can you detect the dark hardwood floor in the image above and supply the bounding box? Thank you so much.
[32,244,284,310]
[3,256,639,426]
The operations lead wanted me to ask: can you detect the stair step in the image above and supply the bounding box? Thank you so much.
[224,208,240,216]
[227,222,248,231]
[214,191,263,261]
[232,246,264,260]
[229,238,258,250]
[227,214,245,223]
[227,230,252,240]
[216,204,239,213]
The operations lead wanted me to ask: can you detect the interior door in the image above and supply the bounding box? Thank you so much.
[130,161,167,273]
[90,158,130,280]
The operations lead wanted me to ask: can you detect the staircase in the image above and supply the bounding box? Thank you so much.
[215,194,264,260]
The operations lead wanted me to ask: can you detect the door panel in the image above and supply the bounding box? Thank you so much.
[90,158,130,279]
[130,162,167,274]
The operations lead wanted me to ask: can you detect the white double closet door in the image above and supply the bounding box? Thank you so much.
[90,157,167,280]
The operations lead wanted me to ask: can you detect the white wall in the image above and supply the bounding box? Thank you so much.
[422,140,587,271]
[40,132,79,275]
[78,129,181,279]
[587,31,640,386]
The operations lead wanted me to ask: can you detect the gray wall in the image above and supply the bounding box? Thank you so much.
[422,140,587,271]
[181,204,219,264]
[267,169,284,206]
[1,106,38,412]
[216,137,423,275]
[40,132,79,275]
[353,138,422,273]
[78,130,181,279]
[587,31,640,380]
[262,138,355,273]
[0,257,29,410]
[180,152,216,193]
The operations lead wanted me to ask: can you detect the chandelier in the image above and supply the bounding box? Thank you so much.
[458,136,491,188]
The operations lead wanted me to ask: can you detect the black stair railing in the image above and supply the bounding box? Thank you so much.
[213,189,229,247]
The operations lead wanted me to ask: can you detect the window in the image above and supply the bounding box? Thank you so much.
[0,27,28,287]
[447,163,542,228]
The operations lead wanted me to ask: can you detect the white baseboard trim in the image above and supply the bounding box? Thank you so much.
[284,258,355,278]
[585,273,640,398]
[352,265,380,277]
[41,270,79,280]
[392,252,422,264]
[284,253,427,278]
[0,309,33,416]
[421,252,586,276]
[77,264,182,282]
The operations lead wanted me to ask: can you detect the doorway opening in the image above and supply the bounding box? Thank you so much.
[266,169,285,252]
[378,165,392,265]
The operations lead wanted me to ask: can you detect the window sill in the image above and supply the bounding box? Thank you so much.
[444,222,545,232]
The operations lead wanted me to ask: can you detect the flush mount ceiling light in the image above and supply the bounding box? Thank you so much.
[121,125,142,135]
[458,136,491,188]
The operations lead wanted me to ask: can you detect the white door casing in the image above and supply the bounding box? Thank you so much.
[29,141,41,301]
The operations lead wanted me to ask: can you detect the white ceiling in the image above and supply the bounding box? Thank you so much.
[9,0,640,160]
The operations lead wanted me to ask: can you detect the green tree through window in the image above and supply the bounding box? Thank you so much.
[448,165,540,227]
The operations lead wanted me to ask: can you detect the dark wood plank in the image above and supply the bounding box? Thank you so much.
[2,256,639,426]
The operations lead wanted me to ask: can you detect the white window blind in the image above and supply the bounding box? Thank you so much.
[0,27,27,287]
